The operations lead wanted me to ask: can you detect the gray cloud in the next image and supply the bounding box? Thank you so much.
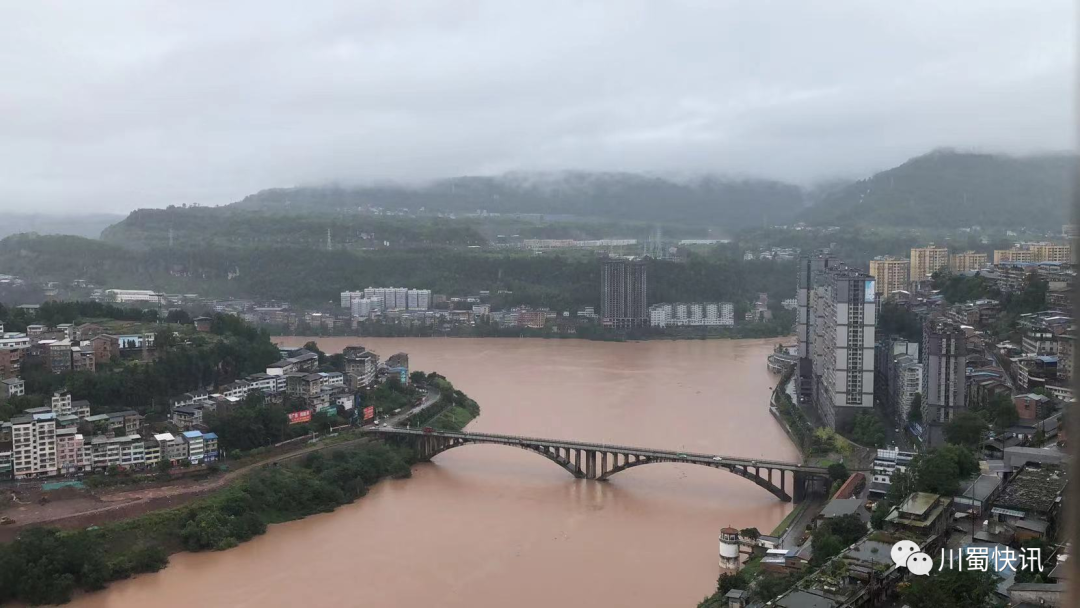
[0,0,1074,213]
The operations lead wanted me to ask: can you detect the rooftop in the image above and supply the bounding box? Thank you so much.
[898,492,940,517]
[819,497,863,519]
[958,474,1003,502]
[994,465,1067,515]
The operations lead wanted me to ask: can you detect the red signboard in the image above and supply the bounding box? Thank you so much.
[288,409,312,425]
[363,406,375,422]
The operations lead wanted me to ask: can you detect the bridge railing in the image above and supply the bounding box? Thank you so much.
[364,427,825,472]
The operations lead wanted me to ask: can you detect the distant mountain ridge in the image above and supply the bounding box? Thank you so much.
[229,171,807,230]
[799,150,1076,229]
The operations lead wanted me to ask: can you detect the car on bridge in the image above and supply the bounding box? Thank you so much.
[677,453,688,458]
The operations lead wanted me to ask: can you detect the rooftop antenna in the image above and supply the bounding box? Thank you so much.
[327,228,332,251]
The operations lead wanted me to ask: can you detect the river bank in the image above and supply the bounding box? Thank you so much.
[0,376,478,606]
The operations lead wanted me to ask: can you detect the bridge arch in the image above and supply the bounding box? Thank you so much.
[424,437,585,478]
[598,457,792,501]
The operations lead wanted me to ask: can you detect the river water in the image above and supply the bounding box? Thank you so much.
[73,338,799,608]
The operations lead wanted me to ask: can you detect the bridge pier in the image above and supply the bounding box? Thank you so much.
[792,471,807,503]
[585,450,596,479]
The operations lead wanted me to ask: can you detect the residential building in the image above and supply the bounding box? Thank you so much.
[807,264,877,429]
[89,435,145,471]
[11,412,58,479]
[340,290,365,308]
[219,380,251,401]
[203,432,219,461]
[349,297,376,318]
[990,465,1067,542]
[55,428,89,475]
[1022,329,1057,356]
[0,345,21,377]
[172,405,203,429]
[90,334,120,364]
[920,318,967,449]
[1013,393,1054,421]
[104,289,164,304]
[909,245,950,284]
[600,258,648,329]
[994,243,1072,264]
[343,345,379,389]
[885,492,952,538]
[796,252,837,402]
[868,257,910,298]
[155,432,186,463]
[950,251,988,272]
[892,354,923,426]
[182,431,205,464]
[2,377,25,398]
[385,353,409,384]
[868,447,916,499]
[1057,334,1074,382]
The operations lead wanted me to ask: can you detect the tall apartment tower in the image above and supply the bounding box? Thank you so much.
[810,267,877,429]
[600,258,647,328]
[796,252,836,402]
[868,257,911,299]
[920,317,968,449]
[909,246,950,285]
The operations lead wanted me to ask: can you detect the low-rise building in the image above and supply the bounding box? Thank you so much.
[1013,393,1054,421]
[172,405,203,429]
[182,430,205,464]
[885,492,952,539]
[2,377,25,398]
[990,464,1067,542]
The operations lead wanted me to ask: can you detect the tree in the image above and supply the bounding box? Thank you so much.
[850,412,887,447]
[908,393,923,423]
[1032,386,1049,397]
[915,447,978,496]
[902,565,998,608]
[828,463,849,483]
[303,341,327,365]
[165,309,192,324]
[870,501,890,530]
[944,412,987,448]
[739,527,761,541]
[409,370,426,385]
[986,393,1019,430]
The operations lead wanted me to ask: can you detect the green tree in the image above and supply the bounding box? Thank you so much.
[739,527,760,541]
[908,393,923,423]
[870,501,890,530]
[902,565,999,608]
[986,393,1019,430]
[850,412,887,447]
[409,370,427,385]
[944,411,988,448]
[827,463,849,483]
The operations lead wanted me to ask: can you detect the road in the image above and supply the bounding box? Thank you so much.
[385,388,442,427]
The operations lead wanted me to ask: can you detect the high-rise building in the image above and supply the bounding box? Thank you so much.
[809,266,877,429]
[340,291,364,308]
[994,243,1072,264]
[600,258,647,328]
[868,257,910,299]
[909,246,950,284]
[11,412,58,479]
[796,252,837,402]
[920,318,968,449]
[949,251,988,272]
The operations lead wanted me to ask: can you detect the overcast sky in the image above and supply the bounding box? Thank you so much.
[1,0,1075,213]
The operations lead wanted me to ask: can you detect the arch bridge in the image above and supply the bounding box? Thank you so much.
[364,427,828,502]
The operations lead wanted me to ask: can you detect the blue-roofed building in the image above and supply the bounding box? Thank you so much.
[181,430,205,464]
[202,432,219,462]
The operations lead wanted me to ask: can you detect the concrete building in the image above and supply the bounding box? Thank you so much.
[182,430,205,464]
[868,447,916,499]
[55,428,89,475]
[995,243,1072,264]
[909,245,950,284]
[600,258,648,329]
[11,412,57,479]
[950,251,989,272]
[808,264,877,429]
[340,290,364,308]
[796,252,837,402]
[0,345,21,377]
[343,345,379,389]
[868,257,910,299]
[920,318,968,449]
[2,377,25,398]
[104,289,164,304]
[892,354,923,426]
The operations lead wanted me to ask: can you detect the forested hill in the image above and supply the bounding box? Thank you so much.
[0,233,796,310]
[100,207,487,250]
[228,172,806,229]
[800,150,1076,229]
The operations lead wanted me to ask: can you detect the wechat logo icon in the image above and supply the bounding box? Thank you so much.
[890,540,931,576]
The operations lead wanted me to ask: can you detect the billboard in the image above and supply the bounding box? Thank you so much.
[288,409,312,425]
[363,406,375,422]
[864,279,876,303]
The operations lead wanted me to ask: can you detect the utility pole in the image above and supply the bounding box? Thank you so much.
[326,228,332,251]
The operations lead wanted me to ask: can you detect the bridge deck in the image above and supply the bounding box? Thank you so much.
[363,427,827,474]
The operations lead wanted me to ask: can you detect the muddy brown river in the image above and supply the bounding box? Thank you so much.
[72,337,799,608]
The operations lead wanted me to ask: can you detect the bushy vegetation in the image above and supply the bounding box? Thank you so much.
[0,442,414,605]
[810,514,867,566]
[848,412,887,448]
[400,374,480,431]
[14,311,280,420]
[901,563,1000,608]
[0,301,160,333]
[877,302,923,342]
